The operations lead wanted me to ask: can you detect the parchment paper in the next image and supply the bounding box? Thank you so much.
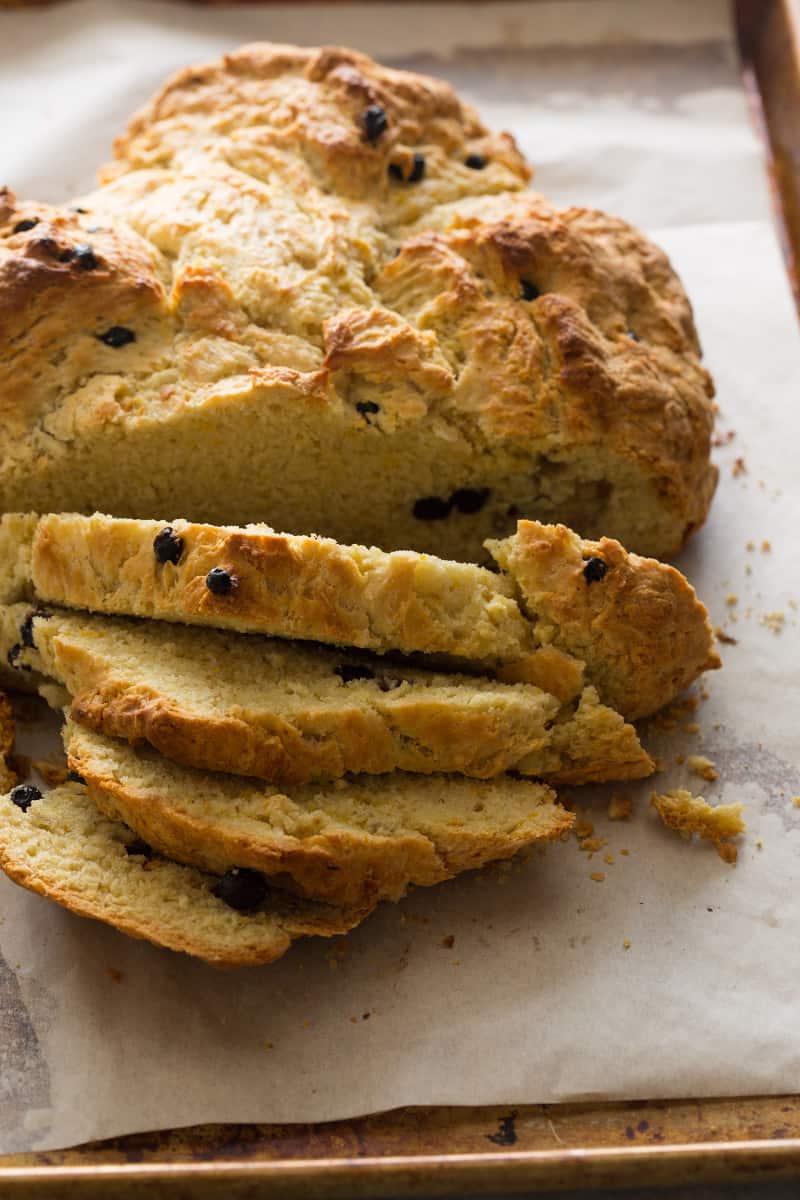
[1,0,799,1155]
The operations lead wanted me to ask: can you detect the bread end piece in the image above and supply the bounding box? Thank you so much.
[487,520,720,719]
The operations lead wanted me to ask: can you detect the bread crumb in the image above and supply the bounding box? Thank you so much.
[105,967,123,984]
[263,1041,274,1050]
[688,755,719,782]
[756,839,763,849]
[441,934,455,949]
[792,797,800,809]
[603,853,614,866]
[620,848,630,856]
[590,872,605,883]
[575,819,594,839]
[684,723,700,734]
[608,793,633,821]
[759,611,785,633]
[715,629,738,645]
[622,939,631,950]
[579,836,607,854]
[651,789,744,866]
[745,563,752,576]
[716,842,738,865]
[746,540,755,551]
[732,457,747,477]
[725,594,738,606]
[761,539,772,552]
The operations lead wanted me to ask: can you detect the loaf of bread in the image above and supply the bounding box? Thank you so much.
[0,43,716,560]
[12,606,653,785]
[19,511,718,718]
[64,720,574,907]
[0,779,371,967]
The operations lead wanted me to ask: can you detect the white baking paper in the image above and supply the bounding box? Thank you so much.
[1,0,799,1154]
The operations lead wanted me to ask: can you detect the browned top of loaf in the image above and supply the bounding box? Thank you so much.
[0,42,716,555]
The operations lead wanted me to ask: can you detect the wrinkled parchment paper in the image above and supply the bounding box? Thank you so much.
[1,0,799,1154]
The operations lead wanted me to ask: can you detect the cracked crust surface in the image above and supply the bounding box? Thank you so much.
[0,780,370,967]
[487,520,720,720]
[0,43,715,560]
[16,608,652,786]
[65,721,573,908]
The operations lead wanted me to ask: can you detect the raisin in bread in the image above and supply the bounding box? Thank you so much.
[12,606,652,786]
[0,44,715,561]
[63,720,573,907]
[0,780,370,967]
[20,511,718,718]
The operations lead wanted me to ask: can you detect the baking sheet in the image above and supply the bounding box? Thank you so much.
[1,0,799,1156]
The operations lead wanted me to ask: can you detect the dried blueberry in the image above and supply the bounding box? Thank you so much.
[627,329,641,342]
[413,496,451,520]
[212,868,267,912]
[362,105,388,143]
[10,784,41,813]
[97,326,136,348]
[451,487,490,515]
[125,838,153,859]
[355,401,380,418]
[388,154,426,184]
[57,247,75,263]
[6,643,25,670]
[520,279,540,301]
[583,556,608,584]
[153,526,184,566]
[12,218,38,234]
[67,769,86,784]
[377,674,403,692]
[335,663,376,684]
[465,154,487,170]
[73,244,99,271]
[68,206,89,215]
[206,567,236,596]
[20,612,37,648]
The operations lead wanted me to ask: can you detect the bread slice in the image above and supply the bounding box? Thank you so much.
[487,521,720,720]
[0,780,370,967]
[0,44,715,561]
[13,606,652,786]
[30,512,532,665]
[22,511,718,717]
[64,721,574,907]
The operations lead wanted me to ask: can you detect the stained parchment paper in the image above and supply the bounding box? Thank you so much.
[0,0,798,1154]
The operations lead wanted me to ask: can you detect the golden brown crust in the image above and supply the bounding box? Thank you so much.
[487,520,720,719]
[0,45,715,560]
[0,781,369,967]
[31,512,532,662]
[106,43,530,206]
